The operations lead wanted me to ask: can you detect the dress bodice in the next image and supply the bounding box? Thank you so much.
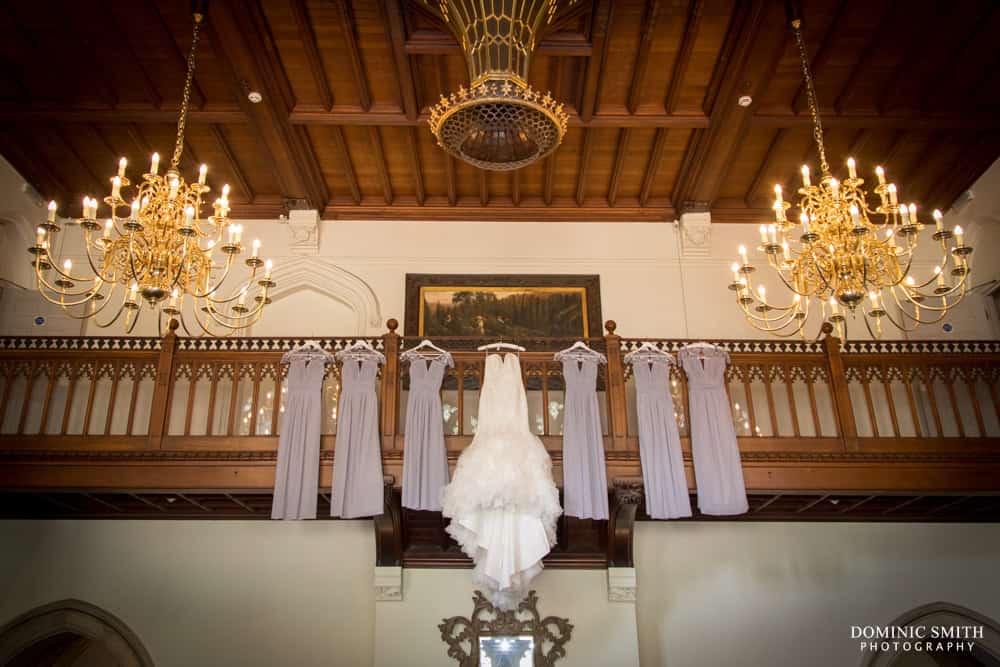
[408,356,448,392]
[631,358,673,396]
[561,358,598,391]
[678,348,729,390]
[340,358,378,393]
[286,358,326,395]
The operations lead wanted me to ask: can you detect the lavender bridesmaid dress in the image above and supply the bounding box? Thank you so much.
[272,358,324,520]
[402,354,451,511]
[330,358,384,518]
[560,358,609,520]
[632,358,692,519]
[679,347,748,516]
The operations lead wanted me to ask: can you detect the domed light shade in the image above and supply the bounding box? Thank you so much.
[426,0,572,171]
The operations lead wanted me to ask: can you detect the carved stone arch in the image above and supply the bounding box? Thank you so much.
[0,598,155,666]
[863,602,1000,667]
[260,258,382,335]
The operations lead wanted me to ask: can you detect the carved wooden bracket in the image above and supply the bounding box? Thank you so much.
[374,479,402,567]
[439,590,573,667]
[608,478,643,568]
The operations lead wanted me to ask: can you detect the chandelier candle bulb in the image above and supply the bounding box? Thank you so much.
[900,203,910,224]
[63,259,71,272]
[128,283,138,303]
[933,209,944,231]
[168,179,178,201]
[169,288,179,309]
[849,204,860,227]
[103,219,113,239]
[935,266,945,287]
[183,206,194,227]
[264,259,273,280]
[768,224,777,244]
[198,164,207,185]
[739,245,748,265]
[150,152,159,176]
[782,241,791,261]
[251,239,261,259]
[234,224,243,244]
[801,165,811,187]
[847,157,857,179]
[908,203,916,223]
[876,165,886,185]
[759,224,768,243]
[830,178,840,199]
[800,212,810,234]
[888,183,898,206]
[130,199,140,219]
[111,176,121,200]
[117,158,127,178]
[954,226,964,246]
[35,227,45,245]
[731,262,741,282]
[227,224,236,244]
[47,200,56,223]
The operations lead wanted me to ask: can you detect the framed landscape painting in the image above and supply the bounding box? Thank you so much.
[404,274,602,339]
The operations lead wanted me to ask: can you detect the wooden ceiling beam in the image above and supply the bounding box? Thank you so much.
[336,0,373,111]
[920,5,1000,113]
[626,1,661,115]
[0,137,69,205]
[290,0,333,111]
[575,128,594,206]
[105,6,162,108]
[750,113,1000,131]
[331,126,361,204]
[405,126,425,205]
[0,108,246,125]
[151,2,205,109]
[876,2,947,114]
[404,32,592,57]
[543,156,555,207]
[209,124,255,204]
[322,201,676,222]
[789,0,849,113]
[288,109,709,127]
[384,0,420,120]
[577,0,613,122]
[208,0,328,210]
[639,128,667,206]
[369,127,393,205]
[53,130,105,196]
[672,1,784,213]
[833,2,899,114]
[445,156,457,206]
[607,128,632,206]
[744,128,786,208]
[664,0,703,115]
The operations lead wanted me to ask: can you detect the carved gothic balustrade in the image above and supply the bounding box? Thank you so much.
[0,320,998,497]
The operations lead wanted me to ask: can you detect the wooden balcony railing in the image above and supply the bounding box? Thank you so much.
[1,319,998,495]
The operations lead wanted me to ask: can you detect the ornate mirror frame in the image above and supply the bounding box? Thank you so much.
[439,591,573,666]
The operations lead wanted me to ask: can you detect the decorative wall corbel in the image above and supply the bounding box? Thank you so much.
[607,478,643,603]
[373,479,404,601]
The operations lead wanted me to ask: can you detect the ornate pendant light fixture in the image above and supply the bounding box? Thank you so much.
[426,0,572,171]
[730,16,972,339]
[27,8,275,336]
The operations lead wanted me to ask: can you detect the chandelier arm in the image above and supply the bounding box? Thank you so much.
[883,289,944,329]
[32,260,107,302]
[198,299,264,333]
[194,253,238,300]
[736,297,802,328]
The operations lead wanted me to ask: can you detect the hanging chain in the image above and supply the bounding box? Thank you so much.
[791,20,830,178]
[170,14,203,170]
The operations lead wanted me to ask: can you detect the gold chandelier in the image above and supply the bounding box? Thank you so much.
[730,18,972,339]
[426,0,571,171]
[27,10,275,336]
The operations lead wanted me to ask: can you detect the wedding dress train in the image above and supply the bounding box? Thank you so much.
[441,353,562,610]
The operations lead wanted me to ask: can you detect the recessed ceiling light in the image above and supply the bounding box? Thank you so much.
[738,95,752,107]
[248,91,263,103]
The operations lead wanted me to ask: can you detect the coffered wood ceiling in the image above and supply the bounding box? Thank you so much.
[1,0,998,222]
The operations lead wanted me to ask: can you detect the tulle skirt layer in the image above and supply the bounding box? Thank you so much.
[441,427,562,609]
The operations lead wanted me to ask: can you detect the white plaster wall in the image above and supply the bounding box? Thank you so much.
[0,520,376,667]
[374,568,639,667]
[634,521,1000,667]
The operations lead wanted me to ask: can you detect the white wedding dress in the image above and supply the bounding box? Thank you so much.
[441,353,562,609]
